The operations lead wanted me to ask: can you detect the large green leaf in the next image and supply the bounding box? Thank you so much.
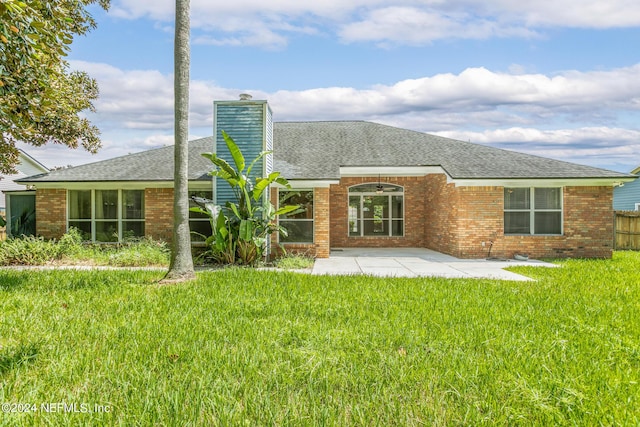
[253,171,283,201]
[275,205,301,216]
[202,152,238,180]
[239,219,253,241]
[247,150,272,176]
[221,130,245,173]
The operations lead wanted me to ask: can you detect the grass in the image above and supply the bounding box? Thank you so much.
[0,253,638,425]
[272,253,315,270]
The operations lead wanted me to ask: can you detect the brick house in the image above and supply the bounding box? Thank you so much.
[18,98,636,259]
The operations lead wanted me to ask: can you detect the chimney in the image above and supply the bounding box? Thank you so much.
[213,97,273,206]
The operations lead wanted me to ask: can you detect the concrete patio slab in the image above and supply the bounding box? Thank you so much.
[312,248,556,281]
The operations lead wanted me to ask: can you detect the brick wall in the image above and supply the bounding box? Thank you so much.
[272,187,331,258]
[33,182,614,259]
[328,175,614,259]
[432,184,613,259]
[424,174,460,255]
[145,188,174,242]
[497,186,613,259]
[330,176,428,248]
[36,189,67,239]
[314,187,330,258]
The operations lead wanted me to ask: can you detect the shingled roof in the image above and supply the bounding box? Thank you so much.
[19,137,215,183]
[19,122,633,183]
[274,121,632,180]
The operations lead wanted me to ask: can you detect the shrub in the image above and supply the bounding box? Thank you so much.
[0,235,60,265]
[0,230,170,267]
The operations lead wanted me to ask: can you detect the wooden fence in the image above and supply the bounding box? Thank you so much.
[615,211,640,250]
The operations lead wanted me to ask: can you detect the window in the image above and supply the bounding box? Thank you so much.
[504,187,562,235]
[279,190,314,243]
[189,190,213,242]
[68,190,144,242]
[348,183,403,237]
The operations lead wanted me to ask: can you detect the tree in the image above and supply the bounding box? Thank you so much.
[162,0,195,282]
[0,0,109,174]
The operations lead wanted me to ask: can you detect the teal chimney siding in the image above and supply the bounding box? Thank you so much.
[213,98,273,207]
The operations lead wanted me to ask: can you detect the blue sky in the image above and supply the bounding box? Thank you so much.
[21,0,640,173]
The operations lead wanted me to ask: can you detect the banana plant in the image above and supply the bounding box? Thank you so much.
[196,131,299,264]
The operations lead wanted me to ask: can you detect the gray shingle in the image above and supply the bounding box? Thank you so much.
[274,121,633,180]
[20,123,633,183]
[19,137,214,183]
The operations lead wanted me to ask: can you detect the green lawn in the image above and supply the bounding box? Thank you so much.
[1,253,639,426]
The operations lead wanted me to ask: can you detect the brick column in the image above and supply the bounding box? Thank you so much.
[145,188,174,242]
[313,187,330,258]
[36,189,67,239]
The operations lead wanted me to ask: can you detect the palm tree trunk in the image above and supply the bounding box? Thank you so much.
[163,0,195,281]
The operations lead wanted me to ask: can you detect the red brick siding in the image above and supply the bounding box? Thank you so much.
[328,176,614,259]
[145,188,174,242]
[424,174,460,256]
[272,187,331,258]
[314,187,330,258]
[330,176,427,248]
[33,181,614,259]
[36,189,67,239]
[498,186,613,259]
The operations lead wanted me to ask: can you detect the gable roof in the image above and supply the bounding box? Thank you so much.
[18,122,633,184]
[1,150,49,203]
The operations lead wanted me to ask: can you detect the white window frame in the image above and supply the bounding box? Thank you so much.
[348,183,405,237]
[67,189,145,242]
[635,203,640,211]
[278,189,315,244]
[504,187,563,235]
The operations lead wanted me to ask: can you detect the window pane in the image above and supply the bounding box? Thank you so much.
[504,188,530,210]
[189,220,212,242]
[189,190,213,214]
[280,220,314,243]
[363,196,388,219]
[95,221,118,242]
[505,212,530,234]
[122,221,145,240]
[279,191,313,220]
[535,212,561,234]
[363,219,388,235]
[122,190,144,219]
[9,194,36,237]
[95,190,118,220]
[189,191,214,219]
[392,196,403,219]
[69,190,91,219]
[392,220,403,236]
[535,188,561,210]
[68,221,91,240]
[349,196,360,236]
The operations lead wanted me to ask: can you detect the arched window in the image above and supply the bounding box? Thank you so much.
[348,183,404,237]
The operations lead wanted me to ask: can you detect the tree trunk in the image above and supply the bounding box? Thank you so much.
[163,0,195,282]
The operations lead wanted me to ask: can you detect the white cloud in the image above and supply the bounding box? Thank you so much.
[109,0,640,47]
[62,60,640,171]
[339,7,539,45]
